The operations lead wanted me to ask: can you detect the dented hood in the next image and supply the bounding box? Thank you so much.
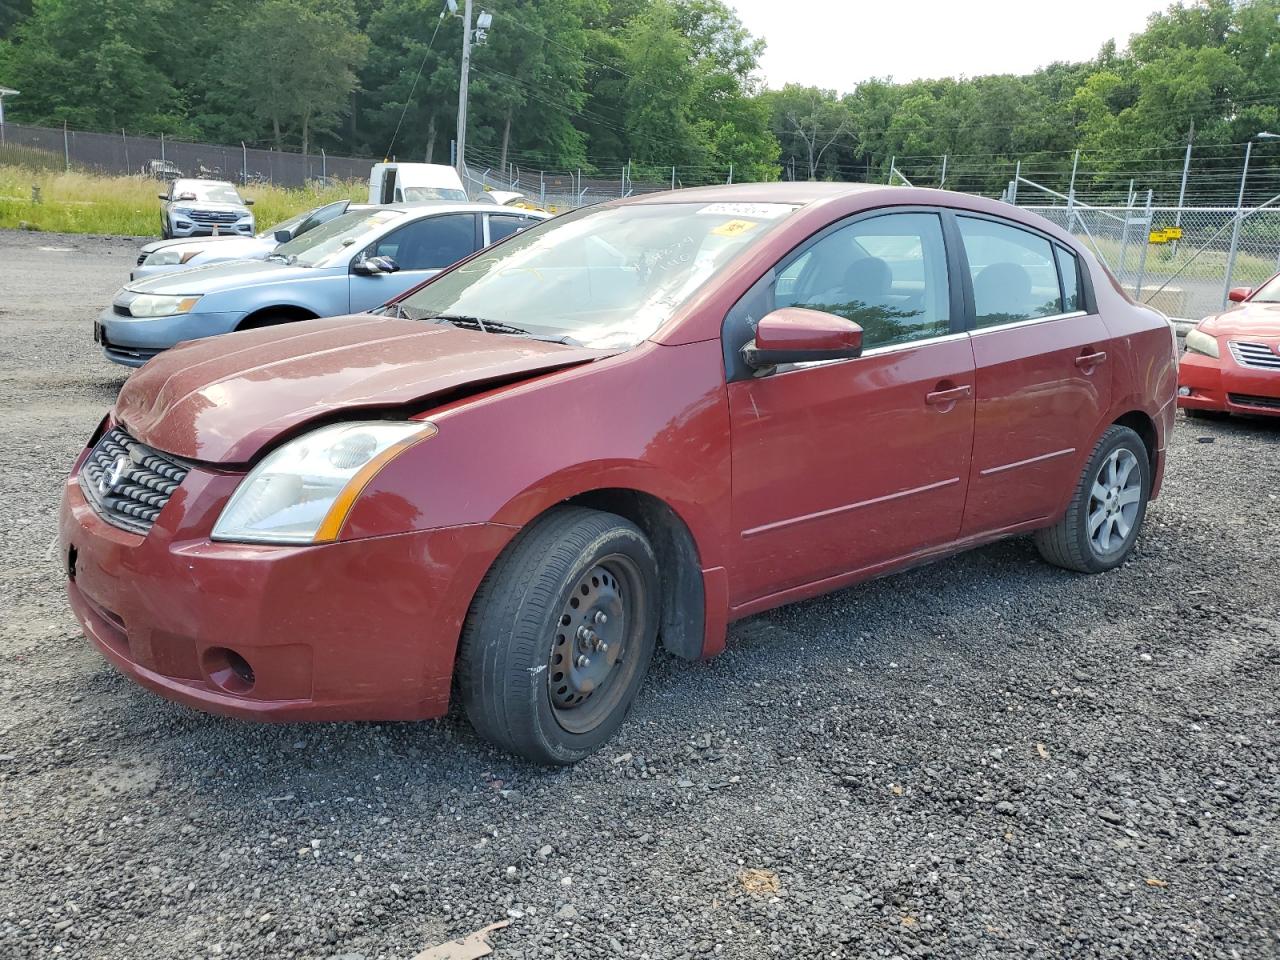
[115,315,613,463]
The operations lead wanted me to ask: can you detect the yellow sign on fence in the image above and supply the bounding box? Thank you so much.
[1148,226,1183,244]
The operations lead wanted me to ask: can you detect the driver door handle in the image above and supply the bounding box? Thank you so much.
[925,385,972,406]
[1075,350,1107,370]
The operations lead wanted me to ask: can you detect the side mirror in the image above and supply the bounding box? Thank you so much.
[742,307,863,370]
[157,193,168,200]
[273,229,293,244]
[1228,286,1253,303]
[353,255,400,276]
[244,198,255,206]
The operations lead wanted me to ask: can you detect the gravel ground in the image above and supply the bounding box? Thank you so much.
[0,228,1277,960]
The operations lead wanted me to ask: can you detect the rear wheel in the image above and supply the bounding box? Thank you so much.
[1034,425,1150,573]
[458,507,660,764]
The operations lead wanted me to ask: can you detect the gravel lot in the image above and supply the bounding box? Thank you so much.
[1,228,1277,960]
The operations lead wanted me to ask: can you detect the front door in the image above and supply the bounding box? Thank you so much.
[725,210,977,606]
[953,214,1113,534]
[348,213,480,313]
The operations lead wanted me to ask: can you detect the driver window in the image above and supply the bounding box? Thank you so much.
[364,214,477,271]
[776,212,951,350]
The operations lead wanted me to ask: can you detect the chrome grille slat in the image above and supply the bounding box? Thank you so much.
[1228,341,1280,369]
[79,427,189,535]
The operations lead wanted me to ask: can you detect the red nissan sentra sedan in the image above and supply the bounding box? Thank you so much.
[59,184,1177,763]
[1178,274,1280,417]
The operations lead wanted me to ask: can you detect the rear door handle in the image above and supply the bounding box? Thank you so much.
[1075,350,1107,369]
[925,385,972,406]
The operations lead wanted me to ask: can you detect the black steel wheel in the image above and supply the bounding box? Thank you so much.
[458,507,660,764]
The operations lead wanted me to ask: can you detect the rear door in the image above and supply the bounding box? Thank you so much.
[348,213,480,312]
[954,214,1112,534]
[484,212,540,245]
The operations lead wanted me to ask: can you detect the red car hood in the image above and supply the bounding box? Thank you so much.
[115,316,614,464]
[1201,300,1280,338]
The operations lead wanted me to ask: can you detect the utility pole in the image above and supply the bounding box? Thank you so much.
[454,1,492,185]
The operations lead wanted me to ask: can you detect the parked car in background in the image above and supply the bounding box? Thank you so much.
[132,200,356,280]
[63,184,1176,764]
[368,162,468,204]
[159,178,255,239]
[144,159,181,181]
[1178,275,1280,417]
[97,203,546,365]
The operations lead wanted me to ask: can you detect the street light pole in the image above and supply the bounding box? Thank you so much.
[455,0,473,184]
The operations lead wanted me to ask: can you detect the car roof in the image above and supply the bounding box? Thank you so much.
[174,178,236,189]
[627,181,883,207]
[369,202,550,217]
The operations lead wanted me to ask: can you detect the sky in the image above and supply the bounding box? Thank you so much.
[730,0,1175,92]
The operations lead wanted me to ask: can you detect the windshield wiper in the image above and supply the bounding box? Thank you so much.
[427,314,529,336]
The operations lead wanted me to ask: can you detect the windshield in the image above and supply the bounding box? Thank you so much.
[401,186,469,203]
[179,182,243,205]
[270,209,405,268]
[396,201,798,348]
[1251,274,1280,302]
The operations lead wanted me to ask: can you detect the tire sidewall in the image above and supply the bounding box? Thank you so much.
[1078,428,1150,572]
[521,524,660,764]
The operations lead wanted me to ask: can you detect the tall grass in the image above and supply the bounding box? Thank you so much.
[0,166,364,236]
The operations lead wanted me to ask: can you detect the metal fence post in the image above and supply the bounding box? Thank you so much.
[63,120,70,171]
[1134,189,1153,298]
[160,132,165,165]
[938,153,947,188]
[727,163,733,185]
[671,165,675,190]
[1117,189,1134,281]
[887,156,894,185]
[241,141,247,185]
[1010,161,1020,204]
[122,129,129,175]
[321,148,327,182]
[1222,141,1252,307]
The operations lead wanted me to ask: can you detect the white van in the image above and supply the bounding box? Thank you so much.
[368,163,469,204]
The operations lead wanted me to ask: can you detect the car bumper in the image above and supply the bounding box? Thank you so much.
[96,306,247,367]
[58,458,515,722]
[169,220,254,238]
[1177,351,1280,416]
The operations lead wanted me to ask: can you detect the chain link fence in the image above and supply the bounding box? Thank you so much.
[1020,204,1280,322]
[0,121,370,186]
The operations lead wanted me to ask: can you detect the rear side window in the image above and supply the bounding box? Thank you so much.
[774,211,951,350]
[489,214,534,243]
[1056,246,1081,312]
[958,217,1063,327]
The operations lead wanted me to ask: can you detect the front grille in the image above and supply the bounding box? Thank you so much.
[79,427,189,535]
[1228,393,1280,410]
[187,210,239,224]
[1228,341,1280,369]
[136,252,148,266]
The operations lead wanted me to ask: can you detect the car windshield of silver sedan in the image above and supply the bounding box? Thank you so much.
[267,209,404,268]
[395,201,798,348]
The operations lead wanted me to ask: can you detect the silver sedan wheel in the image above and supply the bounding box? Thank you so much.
[1088,448,1142,556]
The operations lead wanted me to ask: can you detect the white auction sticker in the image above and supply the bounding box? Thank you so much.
[696,202,797,219]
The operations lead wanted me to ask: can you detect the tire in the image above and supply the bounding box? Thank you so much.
[458,507,660,764]
[160,215,171,240]
[1034,425,1150,574]
[1183,408,1223,420]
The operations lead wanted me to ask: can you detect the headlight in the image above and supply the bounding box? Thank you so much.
[173,207,193,217]
[128,294,202,318]
[144,249,201,267]
[212,421,438,544]
[1184,328,1219,359]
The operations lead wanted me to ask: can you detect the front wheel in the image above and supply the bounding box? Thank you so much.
[1034,425,1150,573]
[458,507,660,764]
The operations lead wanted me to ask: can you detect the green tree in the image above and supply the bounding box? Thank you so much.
[211,0,368,154]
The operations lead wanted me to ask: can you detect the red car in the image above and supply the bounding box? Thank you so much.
[1178,275,1280,417]
[59,184,1177,763]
